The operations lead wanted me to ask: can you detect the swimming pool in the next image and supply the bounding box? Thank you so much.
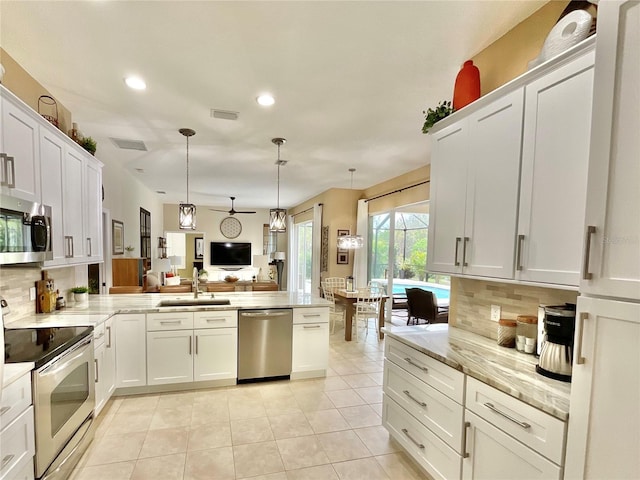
[373,279,450,301]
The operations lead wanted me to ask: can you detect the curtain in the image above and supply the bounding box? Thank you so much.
[286,215,295,292]
[353,199,369,288]
[311,203,323,296]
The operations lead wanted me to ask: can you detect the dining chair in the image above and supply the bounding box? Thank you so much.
[322,282,346,334]
[405,288,449,325]
[323,277,346,292]
[354,287,382,340]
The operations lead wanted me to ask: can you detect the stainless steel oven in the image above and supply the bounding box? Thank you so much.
[0,193,53,264]
[5,325,95,480]
[33,334,95,479]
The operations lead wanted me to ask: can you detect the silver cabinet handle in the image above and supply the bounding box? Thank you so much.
[516,234,525,271]
[205,317,227,322]
[65,236,73,258]
[160,320,183,325]
[5,155,15,188]
[303,314,321,318]
[303,325,321,329]
[403,390,426,407]
[87,237,92,256]
[575,312,588,365]
[0,406,11,415]
[463,421,471,458]
[404,357,428,373]
[195,335,199,355]
[189,336,192,355]
[463,237,470,267]
[401,428,424,449]
[582,226,596,280]
[484,402,531,429]
[1,454,15,469]
[106,326,112,348]
[94,358,99,383]
[454,237,461,266]
[0,153,8,186]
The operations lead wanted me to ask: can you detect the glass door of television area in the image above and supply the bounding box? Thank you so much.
[368,202,450,321]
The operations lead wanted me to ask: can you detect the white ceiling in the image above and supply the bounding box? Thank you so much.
[0,1,544,211]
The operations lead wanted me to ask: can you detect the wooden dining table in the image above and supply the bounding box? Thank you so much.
[334,289,388,341]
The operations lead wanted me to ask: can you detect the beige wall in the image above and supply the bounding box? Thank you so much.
[1,48,73,135]
[471,1,570,95]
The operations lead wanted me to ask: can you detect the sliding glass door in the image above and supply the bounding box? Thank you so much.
[293,220,313,295]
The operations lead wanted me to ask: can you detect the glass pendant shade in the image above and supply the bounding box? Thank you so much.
[337,234,364,249]
[179,203,196,230]
[269,208,287,233]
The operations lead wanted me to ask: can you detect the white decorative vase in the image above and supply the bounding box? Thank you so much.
[74,292,88,304]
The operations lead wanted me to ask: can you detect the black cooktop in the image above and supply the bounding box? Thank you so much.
[4,325,93,368]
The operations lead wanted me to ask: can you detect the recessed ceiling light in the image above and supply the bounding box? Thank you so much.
[256,94,275,106]
[124,76,146,90]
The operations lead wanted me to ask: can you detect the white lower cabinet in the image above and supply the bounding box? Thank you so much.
[115,314,147,388]
[147,329,194,385]
[94,318,116,415]
[193,328,237,382]
[463,410,561,480]
[291,307,329,379]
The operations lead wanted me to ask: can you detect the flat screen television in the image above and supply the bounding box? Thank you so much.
[210,242,251,268]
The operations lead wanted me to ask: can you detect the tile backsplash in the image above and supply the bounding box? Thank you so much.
[0,266,80,324]
[449,277,578,340]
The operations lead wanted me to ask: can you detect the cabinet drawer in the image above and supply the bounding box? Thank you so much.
[193,310,237,329]
[0,373,32,430]
[384,361,464,453]
[147,312,194,331]
[6,457,34,480]
[465,377,566,464]
[293,307,328,324]
[0,406,35,480]
[385,338,464,404]
[383,396,461,480]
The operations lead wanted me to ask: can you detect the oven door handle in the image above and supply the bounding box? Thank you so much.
[38,336,92,375]
[40,416,94,480]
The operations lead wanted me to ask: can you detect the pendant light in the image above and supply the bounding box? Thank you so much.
[337,168,364,249]
[269,137,287,233]
[178,128,196,230]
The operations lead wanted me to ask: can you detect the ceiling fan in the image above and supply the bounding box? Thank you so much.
[209,196,256,215]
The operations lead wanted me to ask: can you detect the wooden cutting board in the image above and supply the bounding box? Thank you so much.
[35,279,48,313]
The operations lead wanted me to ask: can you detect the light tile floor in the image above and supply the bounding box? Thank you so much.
[70,317,429,480]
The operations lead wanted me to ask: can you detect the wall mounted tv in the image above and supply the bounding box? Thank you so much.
[210,242,251,268]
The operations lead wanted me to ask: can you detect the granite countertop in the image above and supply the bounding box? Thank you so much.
[381,324,571,421]
[3,362,35,387]
[5,291,330,329]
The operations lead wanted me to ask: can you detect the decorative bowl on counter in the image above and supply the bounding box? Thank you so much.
[224,275,239,283]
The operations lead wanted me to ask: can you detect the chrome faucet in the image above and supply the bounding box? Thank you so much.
[193,267,200,298]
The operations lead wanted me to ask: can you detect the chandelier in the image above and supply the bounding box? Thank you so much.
[178,128,196,230]
[269,137,287,233]
[337,168,364,249]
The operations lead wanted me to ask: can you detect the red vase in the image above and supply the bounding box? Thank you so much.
[453,60,480,111]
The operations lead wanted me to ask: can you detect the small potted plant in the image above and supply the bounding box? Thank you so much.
[125,245,135,257]
[198,269,209,282]
[79,136,97,155]
[422,100,455,134]
[71,286,89,304]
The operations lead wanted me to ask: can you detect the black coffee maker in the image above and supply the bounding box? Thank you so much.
[536,304,576,382]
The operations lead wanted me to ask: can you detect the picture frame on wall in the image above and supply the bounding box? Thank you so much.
[112,220,124,255]
[337,229,349,253]
[337,252,349,265]
[195,237,204,259]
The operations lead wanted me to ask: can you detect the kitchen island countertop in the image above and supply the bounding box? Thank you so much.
[382,324,571,421]
[5,291,330,329]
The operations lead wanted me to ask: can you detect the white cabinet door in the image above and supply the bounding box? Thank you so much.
[291,323,329,374]
[84,156,102,261]
[463,411,561,480]
[580,0,640,301]
[0,92,40,202]
[40,128,66,267]
[565,296,640,479]
[516,51,595,286]
[103,317,116,400]
[427,121,468,274]
[463,88,524,278]
[115,314,146,388]
[93,340,106,415]
[62,148,85,261]
[147,330,193,385]
[193,327,237,382]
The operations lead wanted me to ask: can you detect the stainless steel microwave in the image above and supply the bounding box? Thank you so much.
[0,194,53,264]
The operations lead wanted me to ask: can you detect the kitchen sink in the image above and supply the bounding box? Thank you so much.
[157,298,231,307]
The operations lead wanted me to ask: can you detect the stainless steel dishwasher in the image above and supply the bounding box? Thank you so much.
[238,309,293,383]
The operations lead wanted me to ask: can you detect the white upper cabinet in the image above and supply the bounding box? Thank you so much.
[1,91,41,202]
[63,148,85,262]
[428,88,524,278]
[516,50,595,286]
[40,129,67,267]
[580,0,640,301]
[84,156,103,261]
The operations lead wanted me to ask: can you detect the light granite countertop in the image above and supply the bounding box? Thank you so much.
[5,291,330,329]
[381,324,571,421]
[3,362,34,387]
